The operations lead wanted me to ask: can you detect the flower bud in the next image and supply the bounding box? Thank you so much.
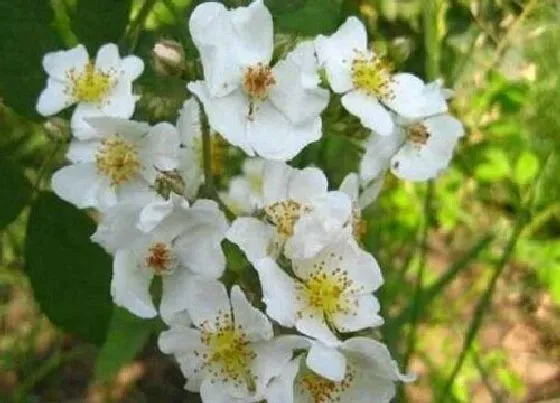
[152,40,185,76]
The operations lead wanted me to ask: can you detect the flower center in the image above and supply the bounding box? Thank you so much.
[95,135,140,186]
[243,63,276,100]
[199,314,257,389]
[407,123,430,146]
[351,53,392,100]
[145,242,176,275]
[68,62,114,103]
[265,200,308,237]
[299,365,356,403]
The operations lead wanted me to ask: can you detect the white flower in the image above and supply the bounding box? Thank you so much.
[51,117,180,211]
[188,1,329,160]
[254,236,384,345]
[220,158,266,215]
[265,336,414,403]
[158,279,297,402]
[36,43,144,139]
[227,161,353,262]
[315,17,447,136]
[93,198,228,322]
[360,114,464,183]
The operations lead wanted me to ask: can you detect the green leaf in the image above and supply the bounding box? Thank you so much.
[474,148,512,183]
[71,0,132,50]
[0,0,62,118]
[25,192,113,345]
[0,159,32,230]
[514,151,539,186]
[266,0,344,35]
[95,307,156,381]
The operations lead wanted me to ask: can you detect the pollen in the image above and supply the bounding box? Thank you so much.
[351,52,392,100]
[299,365,356,403]
[145,242,176,275]
[95,135,140,186]
[407,123,430,146]
[265,200,308,237]
[67,62,114,104]
[243,63,276,100]
[198,312,257,390]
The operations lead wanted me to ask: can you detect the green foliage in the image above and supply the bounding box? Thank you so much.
[71,0,132,50]
[266,0,345,35]
[95,307,156,381]
[0,0,62,119]
[24,192,113,345]
[0,159,32,230]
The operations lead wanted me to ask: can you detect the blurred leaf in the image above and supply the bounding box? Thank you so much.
[474,148,512,182]
[0,0,62,118]
[25,192,113,345]
[514,151,539,186]
[266,0,344,35]
[71,0,132,50]
[95,307,156,381]
[0,159,32,230]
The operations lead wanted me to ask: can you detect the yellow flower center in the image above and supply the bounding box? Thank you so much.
[265,200,308,237]
[351,53,392,100]
[68,62,114,103]
[243,63,276,100]
[407,123,430,146]
[198,314,257,389]
[145,242,175,275]
[299,365,356,403]
[95,135,140,186]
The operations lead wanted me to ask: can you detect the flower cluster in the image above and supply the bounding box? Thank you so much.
[37,1,464,402]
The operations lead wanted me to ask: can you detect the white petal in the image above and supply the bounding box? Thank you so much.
[254,258,298,327]
[200,378,247,403]
[66,139,98,164]
[51,163,116,210]
[178,148,203,200]
[230,0,274,66]
[174,200,227,278]
[36,78,72,116]
[177,98,201,146]
[331,294,383,333]
[295,313,339,346]
[287,167,328,203]
[270,41,329,125]
[248,102,321,160]
[262,160,293,203]
[137,196,175,233]
[221,177,256,215]
[101,79,137,118]
[70,103,104,139]
[314,16,367,93]
[230,285,273,342]
[95,43,121,72]
[121,55,144,81]
[306,341,346,382]
[186,277,230,330]
[189,2,242,98]
[160,268,193,325]
[359,130,403,182]
[358,176,385,209]
[226,217,275,264]
[342,90,394,136]
[340,173,359,202]
[386,72,447,119]
[86,115,150,138]
[264,356,302,403]
[139,122,180,183]
[188,81,253,155]
[424,114,465,139]
[111,249,156,318]
[390,144,443,182]
[42,45,89,81]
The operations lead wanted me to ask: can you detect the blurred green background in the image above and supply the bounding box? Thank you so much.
[1,0,559,402]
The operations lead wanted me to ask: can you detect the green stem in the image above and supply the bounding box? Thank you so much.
[121,0,158,52]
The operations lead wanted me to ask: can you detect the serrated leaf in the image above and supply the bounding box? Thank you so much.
[0,159,32,230]
[266,0,344,35]
[95,307,156,381]
[71,0,132,50]
[0,0,62,118]
[25,192,113,345]
[514,151,539,186]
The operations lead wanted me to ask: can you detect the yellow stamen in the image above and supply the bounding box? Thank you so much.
[243,63,275,100]
[95,135,140,186]
[299,365,356,403]
[68,62,114,103]
[265,200,308,237]
[351,52,392,100]
[145,242,175,275]
[407,123,430,146]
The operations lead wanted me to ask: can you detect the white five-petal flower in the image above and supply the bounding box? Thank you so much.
[188,0,330,160]
[93,198,228,322]
[51,117,180,211]
[158,279,296,402]
[265,336,414,403]
[254,236,384,346]
[36,43,144,139]
[315,17,447,136]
